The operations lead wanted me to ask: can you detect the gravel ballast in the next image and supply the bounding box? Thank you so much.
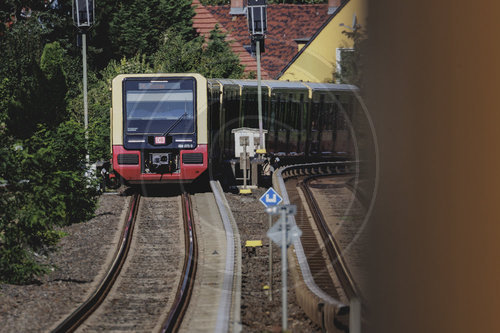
[225,188,321,332]
[0,193,129,332]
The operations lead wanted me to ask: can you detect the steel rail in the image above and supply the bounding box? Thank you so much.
[273,161,363,332]
[52,193,140,333]
[274,161,357,308]
[160,193,198,333]
[300,175,360,301]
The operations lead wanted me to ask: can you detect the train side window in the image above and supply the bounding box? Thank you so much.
[298,93,306,152]
[269,94,276,131]
[319,94,326,131]
[337,93,352,130]
[325,95,335,131]
[311,95,320,131]
[289,93,300,153]
[277,94,285,129]
[248,90,258,128]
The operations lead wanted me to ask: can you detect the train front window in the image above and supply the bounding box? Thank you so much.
[124,78,195,135]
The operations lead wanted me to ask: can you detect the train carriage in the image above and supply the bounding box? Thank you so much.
[111,74,209,184]
[110,73,358,185]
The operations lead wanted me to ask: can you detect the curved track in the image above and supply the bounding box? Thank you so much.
[275,161,369,332]
[300,174,362,301]
[52,193,140,333]
[53,192,197,333]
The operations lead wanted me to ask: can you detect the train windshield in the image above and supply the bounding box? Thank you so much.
[124,78,195,135]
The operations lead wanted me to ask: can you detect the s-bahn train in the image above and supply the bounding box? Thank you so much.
[110,73,358,185]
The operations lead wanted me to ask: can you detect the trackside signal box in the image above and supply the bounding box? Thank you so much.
[232,127,267,158]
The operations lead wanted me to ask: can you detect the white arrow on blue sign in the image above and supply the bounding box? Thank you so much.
[259,187,283,207]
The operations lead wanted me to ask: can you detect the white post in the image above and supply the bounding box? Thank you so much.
[243,143,248,189]
[281,209,287,331]
[268,214,273,301]
[256,39,264,151]
[82,32,89,164]
[350,297,362,333]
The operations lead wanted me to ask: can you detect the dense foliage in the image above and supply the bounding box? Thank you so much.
[0,0,245,283]
[200,0,326,5]
[334,27,366,88]
[0,121,98,283]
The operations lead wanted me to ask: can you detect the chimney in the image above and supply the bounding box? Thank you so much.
[328,0,341,14]
[230,0,246,15]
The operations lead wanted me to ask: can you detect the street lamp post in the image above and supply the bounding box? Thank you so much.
[73,0,94,163]
[247,0,267,154]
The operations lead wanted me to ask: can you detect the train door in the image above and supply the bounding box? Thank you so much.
[297,93,307,154]
[334,93,354,154]
[222,86,240,159]
[319,92,336,154]
[276,93,288,153]
[207,82,221,164]
[309,93,321,154]
[288,92,300,154]
[241,87,257,128]
[268,91,278,153]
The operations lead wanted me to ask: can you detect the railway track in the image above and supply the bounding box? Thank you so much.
[300,174,361,301]
[275,161,369,332]
[285,177,343,301]
[52,192,197,333]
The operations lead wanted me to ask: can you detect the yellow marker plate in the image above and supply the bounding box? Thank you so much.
[239,188,252,194]
[245,240,263,247]
[256,149,267,154]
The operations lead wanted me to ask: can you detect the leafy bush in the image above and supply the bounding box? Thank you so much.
[0,120,98,283]
[153,26,243,78]
[108,0,195,60]
[68,54,153,162]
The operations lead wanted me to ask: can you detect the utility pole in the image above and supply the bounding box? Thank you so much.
[247,0,267,154]
[73,0,94,164]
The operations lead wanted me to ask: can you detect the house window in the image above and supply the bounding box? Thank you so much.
[336,48,355,83]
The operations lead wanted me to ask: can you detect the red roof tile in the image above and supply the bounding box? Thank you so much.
[192,0,270,78]
[192,1,330,79]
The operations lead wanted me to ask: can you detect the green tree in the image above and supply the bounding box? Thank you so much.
[200,0,326,4]
[153,26,243,78]
[0,120,98,284]
[68,54,153,161]
[39,41,68,126]
[199,25,244,78]
[0,6,100,283]
[334,27,366,88]
[152,28,205,73]
[158,0,197,41]
[108,0,195,60]
[0,78,12,125]
[0,17,70,138]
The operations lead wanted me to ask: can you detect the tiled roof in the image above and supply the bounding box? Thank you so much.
[192,0,270,78]
[192,1,330,79]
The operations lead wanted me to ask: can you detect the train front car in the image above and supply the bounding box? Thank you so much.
[111,74,208,184]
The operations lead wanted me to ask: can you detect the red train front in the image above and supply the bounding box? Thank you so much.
[111,74,208,184]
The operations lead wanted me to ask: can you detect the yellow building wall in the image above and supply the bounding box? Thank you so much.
[279,0,367,83]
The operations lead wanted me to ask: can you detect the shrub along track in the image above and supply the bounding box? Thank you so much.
[52,192,197,332]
